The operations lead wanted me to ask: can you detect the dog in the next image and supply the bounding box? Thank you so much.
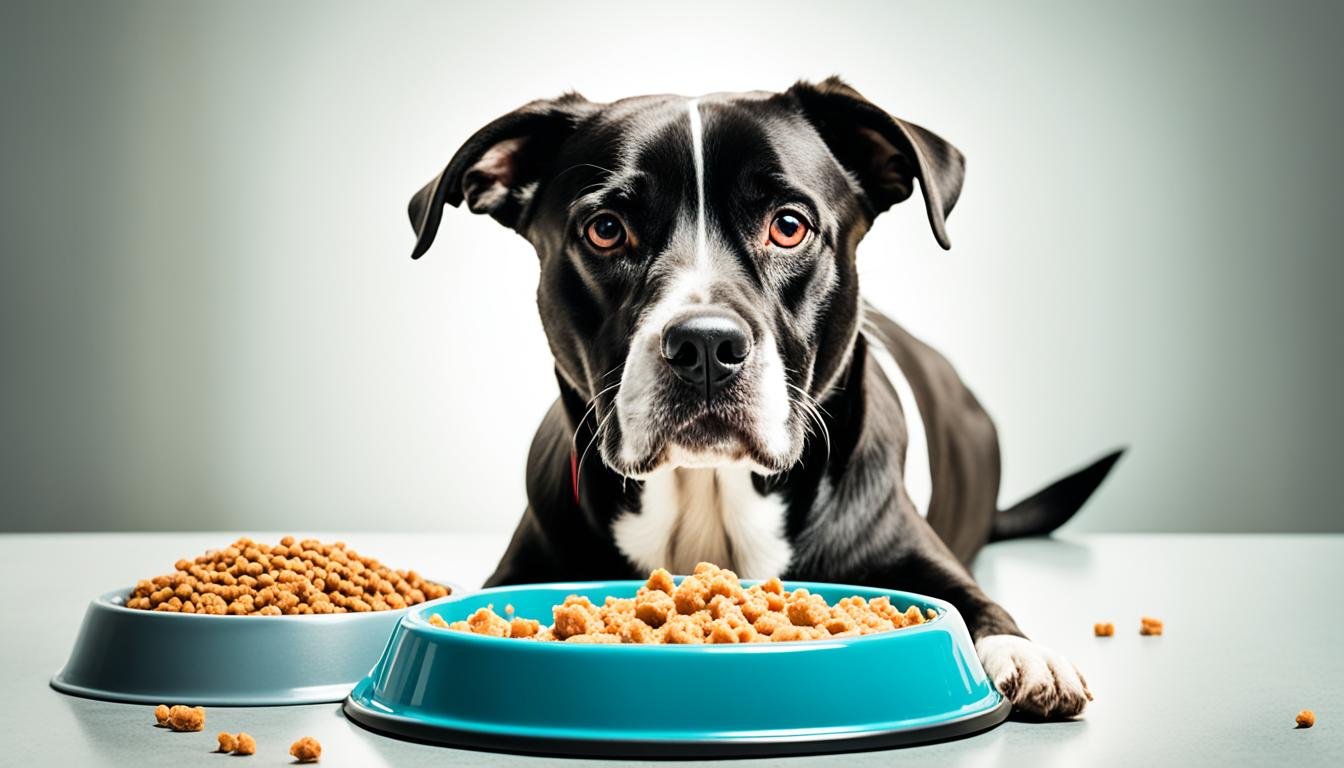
[407,78,1122,719]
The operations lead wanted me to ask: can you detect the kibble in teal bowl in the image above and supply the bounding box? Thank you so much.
[344,579,1008,757]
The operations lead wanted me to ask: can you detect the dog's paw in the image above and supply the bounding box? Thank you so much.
[975,634,1092,718]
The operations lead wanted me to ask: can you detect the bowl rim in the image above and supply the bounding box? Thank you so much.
[406,578,952,652]
[89,582,460,622]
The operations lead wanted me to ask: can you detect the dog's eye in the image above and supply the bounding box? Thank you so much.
[768,212,808,248]
[584,213,626,250]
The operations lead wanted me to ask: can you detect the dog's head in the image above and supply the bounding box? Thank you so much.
[409,78,963,478]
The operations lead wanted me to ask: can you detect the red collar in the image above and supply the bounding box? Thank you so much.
[569,450,581,505]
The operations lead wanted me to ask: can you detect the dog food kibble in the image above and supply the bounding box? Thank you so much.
[216,732,236,752]
[510,616,541,638]
[125,537,449,615]
[153,704,170,725]
[1296,709,1315,728]
[439,563,938,643]
[1140,616,1164,636]
[1094,622,1115,637]
[234,732,257,755]
[165,705,205,732]
[290,736,322,762]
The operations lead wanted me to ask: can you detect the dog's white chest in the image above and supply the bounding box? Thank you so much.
[612,467,793,578]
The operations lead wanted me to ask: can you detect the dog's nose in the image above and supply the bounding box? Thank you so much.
[661,311,753,401]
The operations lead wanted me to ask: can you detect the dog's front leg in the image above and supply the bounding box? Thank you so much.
[867,525,1092,719]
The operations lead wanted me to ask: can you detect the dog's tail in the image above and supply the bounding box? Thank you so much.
[989,449,1125,542]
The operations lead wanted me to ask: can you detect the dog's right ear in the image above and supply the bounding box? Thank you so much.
[408,93,596,259]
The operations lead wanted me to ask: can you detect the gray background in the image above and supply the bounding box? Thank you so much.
[2,0,1341,534]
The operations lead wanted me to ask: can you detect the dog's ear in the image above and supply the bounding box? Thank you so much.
[787,78,965,250]
[408,93,596,259]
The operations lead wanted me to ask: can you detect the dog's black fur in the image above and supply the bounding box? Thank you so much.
[409,78,1122,719]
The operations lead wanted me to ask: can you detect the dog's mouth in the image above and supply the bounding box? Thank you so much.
[612,419,784,478]
[657,410,762,466]
[599,381,801,479]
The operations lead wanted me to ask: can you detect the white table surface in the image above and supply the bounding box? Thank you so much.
[1,532,1339,767]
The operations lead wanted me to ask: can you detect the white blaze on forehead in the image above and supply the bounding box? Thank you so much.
[687,98,708,270]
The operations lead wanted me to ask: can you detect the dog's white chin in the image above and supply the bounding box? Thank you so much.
[665,444,776,473]
[611,442,786,480]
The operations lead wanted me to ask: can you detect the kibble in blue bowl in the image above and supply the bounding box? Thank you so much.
[345,562,1007,757]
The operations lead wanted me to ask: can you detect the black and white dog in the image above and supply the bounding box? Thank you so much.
[408,78,1122,719]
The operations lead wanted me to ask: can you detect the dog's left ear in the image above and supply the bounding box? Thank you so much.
[786,78,965,249]
[408,92,597,259]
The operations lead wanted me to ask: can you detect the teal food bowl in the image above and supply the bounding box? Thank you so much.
[52,585,455,706]
[344,580,1008,757]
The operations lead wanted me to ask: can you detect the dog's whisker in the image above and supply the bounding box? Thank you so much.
[790,385,831,423]
[782,373,830,413]
[787,383,831,464]
[587,381,622,407]
[556,162,616,181]
[577,408,617,486]
[571,382,622,452]
[571,390,612,448]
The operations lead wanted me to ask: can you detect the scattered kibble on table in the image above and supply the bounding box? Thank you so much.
[1139,616,1163,636]
[153,704,170,726]
[1093,621,1115,637]
[1296,709,1315,728]
[165,705,205,732]
[235,732,256,755]
[290,736,322,762]
[212,731,256,755]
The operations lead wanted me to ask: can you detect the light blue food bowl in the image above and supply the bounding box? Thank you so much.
[52,586,455,706]
[344,579,1008,757]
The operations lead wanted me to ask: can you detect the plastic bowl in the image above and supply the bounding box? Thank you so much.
[52,586,455,706]
[344,580,1008,757]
